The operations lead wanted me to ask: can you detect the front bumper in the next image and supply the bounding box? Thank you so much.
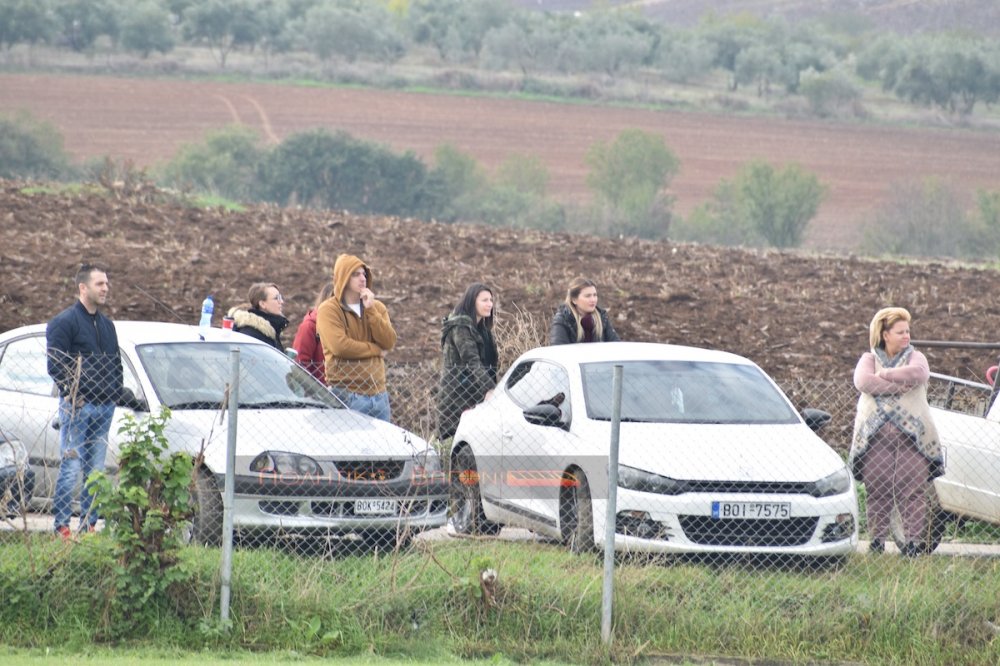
[602,488,858,556]
[227,473,449,532]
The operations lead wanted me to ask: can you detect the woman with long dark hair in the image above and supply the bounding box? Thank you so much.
[437,283,499,441]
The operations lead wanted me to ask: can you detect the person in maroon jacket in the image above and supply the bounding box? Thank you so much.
[293,281,335,383]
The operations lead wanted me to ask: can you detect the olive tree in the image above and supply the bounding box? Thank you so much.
[585,128,679,239]
[120,0,175,58]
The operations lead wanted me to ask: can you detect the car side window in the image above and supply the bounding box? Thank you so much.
[0,335,53,396]
[505,360,571,421]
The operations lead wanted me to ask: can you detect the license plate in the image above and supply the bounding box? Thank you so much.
[355,499,397,515]
[712,501,790,520]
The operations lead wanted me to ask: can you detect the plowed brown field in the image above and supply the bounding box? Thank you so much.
[3,73,1000,249]
[2,180,998,392]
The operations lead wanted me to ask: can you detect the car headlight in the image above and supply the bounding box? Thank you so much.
[810,467,851,498]
[618,465,682,495]
[249,451,323,477]
[0,438,28,469]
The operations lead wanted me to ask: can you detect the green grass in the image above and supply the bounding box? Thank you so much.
[2,533,1000,665]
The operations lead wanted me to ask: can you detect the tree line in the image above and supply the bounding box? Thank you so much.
[2,0,1000,116]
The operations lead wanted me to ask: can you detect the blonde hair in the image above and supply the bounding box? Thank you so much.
[565,277,603,342]
[869,306,911,350]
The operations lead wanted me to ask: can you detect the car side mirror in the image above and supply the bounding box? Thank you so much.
[802,407,831,432]
[523,403,563,428]
[118,387,147,412]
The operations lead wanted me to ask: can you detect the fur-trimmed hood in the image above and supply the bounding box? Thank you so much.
[227,305,288,349]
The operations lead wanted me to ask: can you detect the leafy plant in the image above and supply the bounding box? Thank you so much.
[89,408,196,634]
[585,128,679,239]
[0,110,76,180]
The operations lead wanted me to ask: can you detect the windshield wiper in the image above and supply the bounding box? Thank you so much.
[238,399,331,409]
[167,400,224,410]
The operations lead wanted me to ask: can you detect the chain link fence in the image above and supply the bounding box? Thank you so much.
[2,331,1000,622]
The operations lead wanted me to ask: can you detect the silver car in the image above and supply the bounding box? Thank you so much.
[0,321,448,547]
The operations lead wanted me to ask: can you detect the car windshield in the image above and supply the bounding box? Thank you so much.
[580,360,799,424]
[137,342,343,411]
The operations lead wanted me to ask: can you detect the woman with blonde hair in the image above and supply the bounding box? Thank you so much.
[549,278,620,345]
[850,306,943,557]
[228,282,289,350]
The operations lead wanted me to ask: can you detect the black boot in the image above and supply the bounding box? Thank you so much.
[869,538,884,554]
[902,541,922,558]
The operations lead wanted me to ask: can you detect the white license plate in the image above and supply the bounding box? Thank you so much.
[712,501,790,520]
[355,499,398,515]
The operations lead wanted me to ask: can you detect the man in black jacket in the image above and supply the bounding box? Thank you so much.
[46,263,123,539]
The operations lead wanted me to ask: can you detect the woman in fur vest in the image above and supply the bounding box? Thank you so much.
[228,282,289,350]
[850,307,943,557]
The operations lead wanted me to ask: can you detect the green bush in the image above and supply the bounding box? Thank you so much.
[257,128,431,216]
[585,128,679,239]
[860,178,983,259]
[800,66,863,118]
[89,408,196,637]
[157,124,266,202]
[0,111,76,180]
[675,160,825,248]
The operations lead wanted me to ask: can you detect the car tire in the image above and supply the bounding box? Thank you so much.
[889,484,949,554]
[189,470,223,547]
[560,469,595,554]
[449,445,501,536]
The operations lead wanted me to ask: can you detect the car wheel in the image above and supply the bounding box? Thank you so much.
[449,445,501,536]
[560,469,594,554]
[889,484,948,554]
[188,470,223,547]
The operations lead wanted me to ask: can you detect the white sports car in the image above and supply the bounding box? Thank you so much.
[0,322,447,547]
[450,342,858,557]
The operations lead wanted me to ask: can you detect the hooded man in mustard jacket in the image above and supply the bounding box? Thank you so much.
[316,253,397,421]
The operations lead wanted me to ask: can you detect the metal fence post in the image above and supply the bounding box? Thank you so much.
[601,364,623,644]
[220,347,239,623]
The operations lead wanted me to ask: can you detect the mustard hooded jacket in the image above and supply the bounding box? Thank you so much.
[315,254,397,395]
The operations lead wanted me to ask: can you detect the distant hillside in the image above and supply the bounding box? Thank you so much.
[516,0,1000,35]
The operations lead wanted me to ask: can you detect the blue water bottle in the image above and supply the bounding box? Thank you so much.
[199,295,214,339]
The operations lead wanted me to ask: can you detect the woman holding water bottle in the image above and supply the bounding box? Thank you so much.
[227,282,289,350]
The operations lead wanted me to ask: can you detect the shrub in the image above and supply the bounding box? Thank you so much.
[157,124,266,202]
[89,409,196,636]
[860,178,980,259]
[0,111,76,180]
[800,66,863,118]
[675,160,825,248]
[585,128,679,239]
[257,128,431,216]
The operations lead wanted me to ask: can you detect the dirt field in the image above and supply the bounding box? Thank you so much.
[3,73,1000,250]
[2,180,998,388]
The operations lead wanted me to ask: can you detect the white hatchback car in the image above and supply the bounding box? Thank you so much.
[0,322,447,547]
[450,342,858,557]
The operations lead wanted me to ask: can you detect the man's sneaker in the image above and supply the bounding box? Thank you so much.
[55,525,73,541]
[79,524,97,535]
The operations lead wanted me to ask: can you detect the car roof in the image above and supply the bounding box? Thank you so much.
[1,321,267,346]
[521,341,758,367]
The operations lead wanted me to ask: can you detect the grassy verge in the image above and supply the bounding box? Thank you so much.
[1,533,998,665]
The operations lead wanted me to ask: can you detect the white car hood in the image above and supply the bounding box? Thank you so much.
[613,422,845,483]
[155,407,428,472]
